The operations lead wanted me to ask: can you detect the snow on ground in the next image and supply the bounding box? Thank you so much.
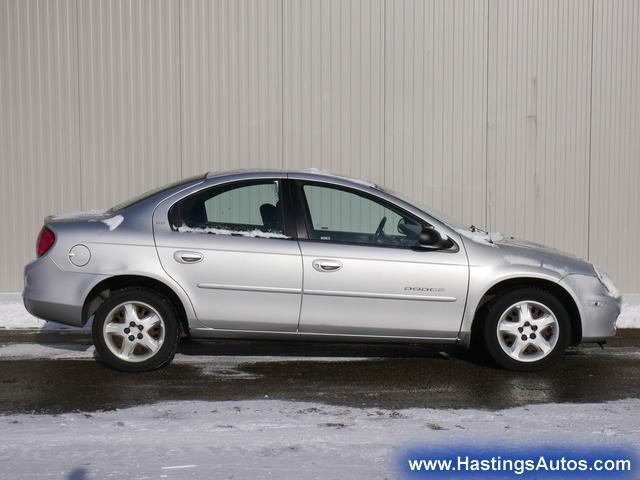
[0,297,47,329]
[618,294,640,328]
[2,293,640,329]
[0,398,639,479]
[0,294,89,331]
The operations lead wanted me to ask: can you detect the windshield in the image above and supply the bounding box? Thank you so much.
[110,174,204,212]
[375,186,468,230]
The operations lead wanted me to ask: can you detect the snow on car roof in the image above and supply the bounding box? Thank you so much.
[205,168,377,188]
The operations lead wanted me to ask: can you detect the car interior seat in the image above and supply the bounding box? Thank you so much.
[260,203,282,232]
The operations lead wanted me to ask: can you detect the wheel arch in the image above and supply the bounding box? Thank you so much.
[469,277,582,350]
[82,274,191,336]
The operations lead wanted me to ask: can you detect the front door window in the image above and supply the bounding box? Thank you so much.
[301,183,422,247]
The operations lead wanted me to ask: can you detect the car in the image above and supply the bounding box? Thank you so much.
[23,169,621,372]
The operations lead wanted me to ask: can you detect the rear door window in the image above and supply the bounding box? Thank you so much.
[172,180,288,238]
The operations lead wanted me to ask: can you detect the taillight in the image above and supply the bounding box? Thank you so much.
[36,226,55,257]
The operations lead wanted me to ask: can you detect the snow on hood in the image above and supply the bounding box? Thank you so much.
[455,228,575,258]
[178,226,290,239]
[455,229,595,276]
[454,228,505,246]
[497,236,581,260]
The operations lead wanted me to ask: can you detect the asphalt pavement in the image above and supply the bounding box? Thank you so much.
[0,329,638,414]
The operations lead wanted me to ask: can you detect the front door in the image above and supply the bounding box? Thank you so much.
[154,178,302,332]
[295,181,468,338]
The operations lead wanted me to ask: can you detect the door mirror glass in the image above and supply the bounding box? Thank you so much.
[397,217,422,236]
[417,226,454,250]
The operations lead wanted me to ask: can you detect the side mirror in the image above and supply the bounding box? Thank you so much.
[417,226,453,250]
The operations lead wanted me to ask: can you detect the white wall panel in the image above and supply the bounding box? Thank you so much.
[0,0,80,291]
[181,0,282,176]
[1,0,640,293]
[486,0,593,258]
[384,0,488,227]
[77,0,181,209]
[589,0,640,290]
[283,0,385,184]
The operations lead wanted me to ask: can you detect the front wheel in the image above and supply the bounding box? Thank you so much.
[92,288,180,372]
[483,288,570,371]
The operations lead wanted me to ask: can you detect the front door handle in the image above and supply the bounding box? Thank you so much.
[174,251,204,264]
[312,259,343,272]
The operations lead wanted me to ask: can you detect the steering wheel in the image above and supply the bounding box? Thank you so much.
[374,216,387,243]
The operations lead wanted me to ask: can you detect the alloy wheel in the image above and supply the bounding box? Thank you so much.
[102,301,166,363]
[496,300,559,363]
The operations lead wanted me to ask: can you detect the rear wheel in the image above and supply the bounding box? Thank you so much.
[483,288,570,371]
[92,288,180,372]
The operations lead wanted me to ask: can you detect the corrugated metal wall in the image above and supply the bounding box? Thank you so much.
[1,0,639,292]
[589,0,640,292]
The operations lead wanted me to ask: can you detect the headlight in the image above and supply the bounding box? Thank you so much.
[593,264,621,298]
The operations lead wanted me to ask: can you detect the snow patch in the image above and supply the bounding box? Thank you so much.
[304,168,377,188]
[48,209,108,220]
[617,294,640,328]
[501,254,570,276]
[0,294,87,331]
[0,299,46,329]
[1,399,639,479]
[455,228,505,246]
[177,226,290,239]
[101,214,124,231]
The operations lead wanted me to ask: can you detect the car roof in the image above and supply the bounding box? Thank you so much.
[204,168,378,189]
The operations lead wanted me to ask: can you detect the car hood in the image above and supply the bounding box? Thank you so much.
[497,236,577,258]
[455,229,596,278]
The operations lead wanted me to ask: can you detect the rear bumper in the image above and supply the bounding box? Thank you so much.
[22,256,107,327]
[23,297,83,327]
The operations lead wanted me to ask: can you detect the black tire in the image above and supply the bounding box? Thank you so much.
[483,288,571,371]
[92,288,180,372]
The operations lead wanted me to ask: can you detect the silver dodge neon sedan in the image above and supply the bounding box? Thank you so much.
[23,170,621,372]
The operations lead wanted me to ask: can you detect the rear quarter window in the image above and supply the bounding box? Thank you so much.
[110,175,205,213]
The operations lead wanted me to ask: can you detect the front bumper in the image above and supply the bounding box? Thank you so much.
[23,256,107,327]
[560,274,621,342]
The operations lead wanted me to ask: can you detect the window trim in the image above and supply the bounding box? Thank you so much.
[293,180,445,251]
[168,178,296,239]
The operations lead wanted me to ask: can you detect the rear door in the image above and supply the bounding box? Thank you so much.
[293,180,468,338]
[153,177,302,332]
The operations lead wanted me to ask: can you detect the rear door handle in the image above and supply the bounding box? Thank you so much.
[312,259,343,272]
[174,251,203,264]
